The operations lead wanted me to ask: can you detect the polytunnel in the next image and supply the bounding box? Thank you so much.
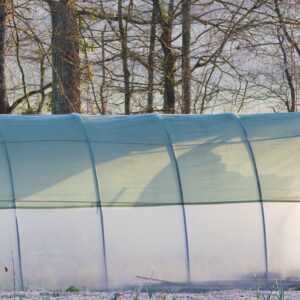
[0,112,300,290]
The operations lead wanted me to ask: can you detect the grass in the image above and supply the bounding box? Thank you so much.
[65,285,80,293]
[1,262,294,300]
[256,282,285,300]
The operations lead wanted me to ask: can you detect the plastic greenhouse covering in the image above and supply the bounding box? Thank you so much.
[0,112,300,290]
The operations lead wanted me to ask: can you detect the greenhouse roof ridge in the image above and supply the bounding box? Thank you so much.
[0,111,300,117]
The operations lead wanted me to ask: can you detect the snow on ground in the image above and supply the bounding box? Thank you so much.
[0,289,300,300]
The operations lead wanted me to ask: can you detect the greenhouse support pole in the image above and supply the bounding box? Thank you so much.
[156,115,191,283]
[74,114,108,289]
[233,114,269,287]
[0,129,24,290]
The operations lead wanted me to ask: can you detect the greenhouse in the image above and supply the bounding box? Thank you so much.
[0,112,300,290]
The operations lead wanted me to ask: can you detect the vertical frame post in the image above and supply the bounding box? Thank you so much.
[232,114,269,287]
[73,114,108,289]
[156,115,191,283]
[0,127,24,290]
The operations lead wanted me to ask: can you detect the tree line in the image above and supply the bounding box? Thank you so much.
[0,0,299,115]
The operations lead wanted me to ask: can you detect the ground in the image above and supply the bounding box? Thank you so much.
[1,289,300,300]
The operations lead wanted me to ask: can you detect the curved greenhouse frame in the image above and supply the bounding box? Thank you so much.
[0,112,300,290]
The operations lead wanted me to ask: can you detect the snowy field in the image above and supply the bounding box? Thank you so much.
[1,289,300,300]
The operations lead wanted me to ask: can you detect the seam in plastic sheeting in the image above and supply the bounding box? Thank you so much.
[3,199,300,209]
[231,114,269,287]
[72,114,108,289]
[2,199,300,210]
[0,127,24,290]
[3,133,300,147]
[156,114,191,283]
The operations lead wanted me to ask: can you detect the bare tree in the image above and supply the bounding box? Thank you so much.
[181,0,191,114]
[118,0,131,114]
[47,0,81,114]
[0,0,8,113]
[100,28,107,115]
[147,2,157,113]
[153,0,177,114]
[1,0,300,115]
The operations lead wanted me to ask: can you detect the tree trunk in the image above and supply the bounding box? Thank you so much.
[37,53,46,113]
[0,0,8,114]
[181,0,191,114]
[47,0,81,114]
[147,3,157,113]
[118,0,131,115]
[11,1,31,111]
[100,29,107,115]
[154,0,176,114]
[277,34,296,112]
[274,0,300,59]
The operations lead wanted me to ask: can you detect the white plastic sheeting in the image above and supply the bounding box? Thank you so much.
[0,113,299,290]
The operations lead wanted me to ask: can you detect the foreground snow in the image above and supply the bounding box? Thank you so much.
[0,289,300,300]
